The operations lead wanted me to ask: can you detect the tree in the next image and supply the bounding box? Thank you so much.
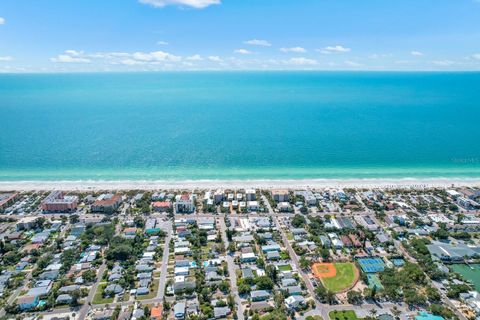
[69,214,80,224]
[291,214,306,228]
[347,290,363,305]
[255,276,274,290]
[369,308,377,318]
[299,256,310,270]
[391,306,401,320]
[219,280,230,293]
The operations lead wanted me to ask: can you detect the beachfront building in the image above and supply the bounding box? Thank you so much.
[272,189,289,202]
[0,192,18,211]
[91,194,122,213]
[41,190,78,213]
[175,193,195,213]
[246,189,256,201]
[152,201,172,212]
[16,216,39,231]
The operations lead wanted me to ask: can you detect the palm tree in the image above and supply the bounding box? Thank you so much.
[391,306,401,320]
[369,308,377,318]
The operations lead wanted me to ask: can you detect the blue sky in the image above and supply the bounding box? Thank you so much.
[1,0,480,72]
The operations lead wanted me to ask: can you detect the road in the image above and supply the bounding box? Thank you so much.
[0,270,33,318]
[218,216,245,320]
[77,262,107,320]
[157,221,172,300]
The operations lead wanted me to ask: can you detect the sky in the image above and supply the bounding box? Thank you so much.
[1,0,480,72]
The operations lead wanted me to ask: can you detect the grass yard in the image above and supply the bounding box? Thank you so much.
[321,263,358,293]
[92,283,114,305]
[278,264,293,272]
[137,278,159,300]
[329,310,360,320]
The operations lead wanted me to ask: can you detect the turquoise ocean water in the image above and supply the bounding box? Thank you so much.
[1,72,480,181]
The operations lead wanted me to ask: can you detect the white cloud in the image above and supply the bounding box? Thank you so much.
[471,53,480,60]
[432,60,455,66]
[410,51,423,56]
[139,0,220,9]
[132,50,181,62]
[344,60,363,67]
[186,54,203,61]
[0,56,13,62]
[208,56,222,62]
[89,52,130,59]
[319,45,351,54]
[119,59,144,66]
[157,41,169,45]
[65,50,84,57]
[287,57,317,65]
[50,51,91,63]
[234,49,253,55]
[244,39,271,47]
[0,17,5,25]
[280,47,306,53]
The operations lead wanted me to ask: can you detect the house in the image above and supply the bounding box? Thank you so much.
[242,268,254,279]
[247,201,259,211]
[214,306,231,319]
[152,201,171,212]
[281,278,297,287]
[59,284,80,294]
[38,270,59,280]
[16,295,39,310]
[285,295,305,310]
[286,285,302,296]
[277,202,291,212]
[151,306,163,320]
[175,266,190,276]
[261,244,281,253]
[41,191,78,213]
[104,284,124,296]
[251,290,271,301]
[56,294,73,305]
[124,227,137,237]
[174,301,186,319]
[93,310,114,320]
[198,217,215,230]
[320,235,331,247]
[266,251,280,261]
[91,194,122,213]
[136,287,150,296]
[176,193,195,213]
[109,273,122,281]
[291,228,307,236]
[145,218,162,235]
[241,252,256,263]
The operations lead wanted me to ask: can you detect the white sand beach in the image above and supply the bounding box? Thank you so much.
[0,178,479,191]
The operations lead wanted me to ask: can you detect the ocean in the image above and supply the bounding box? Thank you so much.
[1,71,480,181]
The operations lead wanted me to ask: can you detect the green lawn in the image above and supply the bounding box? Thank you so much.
[92,283,114,305]
[321,263,358,293]
[278,264,292,272]
[137,279,159,300]
[329,310,360,320]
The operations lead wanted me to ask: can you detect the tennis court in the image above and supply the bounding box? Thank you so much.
[366,274,383,290]
[357,257,385,273]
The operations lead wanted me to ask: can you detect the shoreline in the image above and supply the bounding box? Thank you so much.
[0,178,479,191]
